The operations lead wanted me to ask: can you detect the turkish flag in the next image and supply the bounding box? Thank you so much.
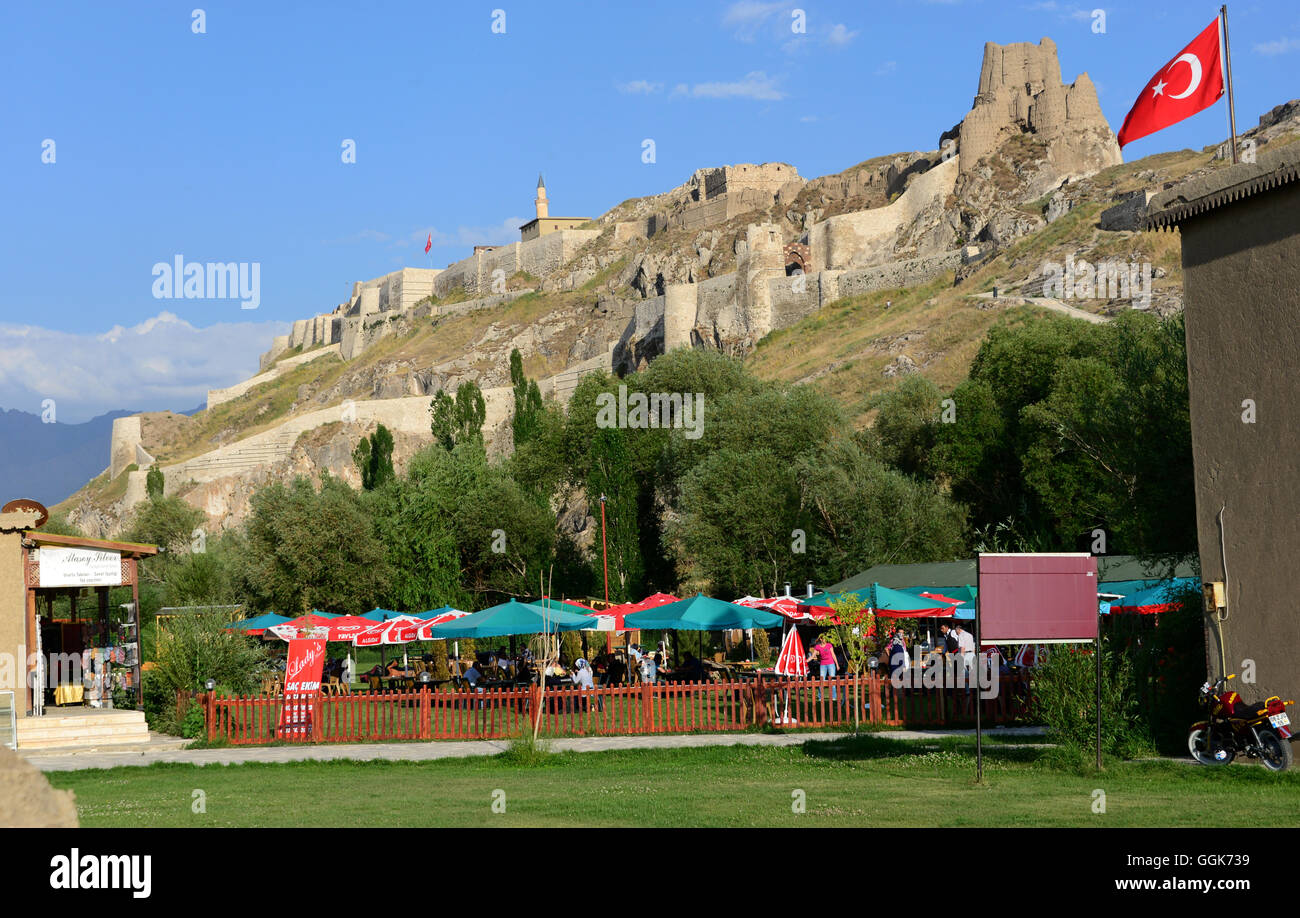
[424,232,432,254]
[1117,18,1225,147]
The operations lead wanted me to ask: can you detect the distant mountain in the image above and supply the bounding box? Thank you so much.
[0,408,137,507]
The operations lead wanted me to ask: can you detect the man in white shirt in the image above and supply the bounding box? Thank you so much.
[953,623,976,685]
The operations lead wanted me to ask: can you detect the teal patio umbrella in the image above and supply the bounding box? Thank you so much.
[800,583,957,618]
[424,599,597,639]
[624,593,783,631]
[625,593,784,668]
[224,612,289,635]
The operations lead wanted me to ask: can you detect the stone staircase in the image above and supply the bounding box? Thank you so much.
[16,709,152,750]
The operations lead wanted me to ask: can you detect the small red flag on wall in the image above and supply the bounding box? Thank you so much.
[424,232,432,254]
[1117,18,1225,147]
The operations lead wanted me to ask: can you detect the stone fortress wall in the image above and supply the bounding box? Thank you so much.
[431,229,600,298]
[609,162,805,242]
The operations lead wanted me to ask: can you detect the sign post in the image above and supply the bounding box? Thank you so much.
[977,553,1101,776]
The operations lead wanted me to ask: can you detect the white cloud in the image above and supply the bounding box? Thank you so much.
[617,80,665,94]
[683,71,786,101]
[722,1,787,40]
[875,60,898,76]
[0,312,288,422]
[1254,37,1300,56]
[827,23,859,46]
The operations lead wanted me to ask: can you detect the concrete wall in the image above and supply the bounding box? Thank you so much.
[0,529,27,717]
[1176,180,1300,707]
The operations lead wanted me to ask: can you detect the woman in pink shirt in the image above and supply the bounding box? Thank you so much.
[807,637,838,701]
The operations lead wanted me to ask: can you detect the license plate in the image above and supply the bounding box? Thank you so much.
[1269,713,1290,728]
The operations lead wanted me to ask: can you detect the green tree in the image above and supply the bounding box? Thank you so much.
[146,467,165,500]
[669,448,807,597]
[353,423,395,490]
[585,427,642,602]
[797,438,968,586]
[237,474,390,614]
[125,495,206,556]
[510,348,544,448]
[429,382,487,451]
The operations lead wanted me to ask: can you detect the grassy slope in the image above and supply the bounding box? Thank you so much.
[48,734,1300,828]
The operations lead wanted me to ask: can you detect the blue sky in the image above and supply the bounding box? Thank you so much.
[1,0,1296,421]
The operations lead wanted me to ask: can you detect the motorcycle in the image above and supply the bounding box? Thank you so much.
[1188,674,1296,771]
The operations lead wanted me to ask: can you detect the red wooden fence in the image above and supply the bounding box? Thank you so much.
[204,673,1033,746]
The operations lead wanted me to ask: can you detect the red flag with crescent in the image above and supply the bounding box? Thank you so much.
[1117,18,1225,147]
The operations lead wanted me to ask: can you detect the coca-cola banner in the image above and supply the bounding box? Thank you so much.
[277,639,326,739]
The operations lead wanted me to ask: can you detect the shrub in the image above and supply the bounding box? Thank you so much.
[152,611,273,697]
[751,627,771,663]
[1033,638,1152,759]
[1116,581,1208,754]
[141,671,177,733]
[180,701,207,739]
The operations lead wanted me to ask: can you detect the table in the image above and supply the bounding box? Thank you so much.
[54,684,84,706]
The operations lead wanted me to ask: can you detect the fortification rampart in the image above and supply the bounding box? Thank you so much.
[432,230,598,299]
[808,157,959,272]
[208,345,343,410]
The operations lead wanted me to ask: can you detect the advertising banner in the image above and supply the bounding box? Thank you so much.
[276,639,326,740]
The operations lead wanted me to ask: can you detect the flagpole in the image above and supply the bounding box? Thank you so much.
[1221,5,1239,164]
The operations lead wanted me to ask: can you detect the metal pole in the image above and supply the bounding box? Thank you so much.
[600,494,613,654]
[974,588,983,784]
[599,494,610,604]
[1096,620,1103,769]
[1221,5,1239,164]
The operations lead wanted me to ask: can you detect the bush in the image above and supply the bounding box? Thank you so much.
[751,627,771,663]
[179,701,207,739]
[1116,581,1209,754]
[1033,639,1152,759]
[141,671,177,733]
[152,611,273,697]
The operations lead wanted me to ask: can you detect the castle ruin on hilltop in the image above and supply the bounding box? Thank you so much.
[98,35,1128,531]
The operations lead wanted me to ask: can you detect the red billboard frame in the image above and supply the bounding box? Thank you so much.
[977,553,1099,644]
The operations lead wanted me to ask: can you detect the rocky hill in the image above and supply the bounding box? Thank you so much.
[56,35,1300,540]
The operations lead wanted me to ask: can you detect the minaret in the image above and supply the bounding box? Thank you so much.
[535,173,549,220]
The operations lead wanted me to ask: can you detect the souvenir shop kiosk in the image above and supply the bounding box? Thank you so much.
[0,500,157,739]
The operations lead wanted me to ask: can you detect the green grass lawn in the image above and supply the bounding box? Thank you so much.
[47,735,1300,828]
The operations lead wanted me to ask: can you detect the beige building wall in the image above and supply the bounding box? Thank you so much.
[0,530,27,717]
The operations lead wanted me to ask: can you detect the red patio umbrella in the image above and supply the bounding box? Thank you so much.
[269,613,371,641]
[773,627,808,677]
[354,615,426,647]
[588,593,680,632]
[412,609,473,641]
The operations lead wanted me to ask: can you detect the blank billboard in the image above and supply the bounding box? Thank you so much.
[978,553,1099,643]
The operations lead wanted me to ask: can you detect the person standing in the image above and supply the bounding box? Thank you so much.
[807,635,838,701]
[953,622,976,687]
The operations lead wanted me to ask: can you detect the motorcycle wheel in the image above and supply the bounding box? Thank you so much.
[1258,731,1293,772]
[1189,727,1235,766]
